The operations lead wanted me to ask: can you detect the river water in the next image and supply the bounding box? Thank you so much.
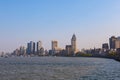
[0,57,120,80]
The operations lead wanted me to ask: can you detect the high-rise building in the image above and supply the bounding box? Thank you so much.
[51,40,58,55]
[27,41,35,55]
[109,36,117,49]
[102,43,109,50]
[66,45,72,55]
[115,39,120,49]
[37,41,42,54]
[52,41,58,50]
[51,40,62,55]
[37,41,44,56]
[27,43,30,54]
[109,36,120,50]
[71,34,77,53]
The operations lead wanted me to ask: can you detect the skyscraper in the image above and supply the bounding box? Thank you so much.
[27,43,30,54]
[51,40,58,55]
[109,36,120,50]
[27,41,35,55]
[37,41,42,54]
[109,36,117,50]
[71,34,77,53]
[52,41,58,50]
[51,40,62,55]
[115,39,120,49]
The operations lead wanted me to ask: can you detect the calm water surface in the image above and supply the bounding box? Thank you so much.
[0,57,120,80]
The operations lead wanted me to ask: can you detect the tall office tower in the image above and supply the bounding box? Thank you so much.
[109,36,117,50]
[27,41,35,55]
[52,41,58,50]
[37,41,42,54]
[71,34,77,53]
[51,41,58,54]
[30,41,35,54]
[115,38,120,49]
[27,43,31,55]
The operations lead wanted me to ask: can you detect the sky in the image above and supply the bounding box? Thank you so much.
[0,0,120,52]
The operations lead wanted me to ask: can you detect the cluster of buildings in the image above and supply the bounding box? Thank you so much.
[82,36,120,57]
[2,34,120,58]
[11,34,78,57]
[102,36,120,52]
[109,36,120,50]
[102,36,120,51]
[12,41,47,56]
[49,34,79,56]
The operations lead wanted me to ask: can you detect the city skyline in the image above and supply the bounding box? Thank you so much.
[0,0,120,52]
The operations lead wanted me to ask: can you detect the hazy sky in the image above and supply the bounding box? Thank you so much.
[0,0,120,52]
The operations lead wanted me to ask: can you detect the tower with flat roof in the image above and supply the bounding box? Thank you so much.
[27,41,35,55]
[37,41,42,54]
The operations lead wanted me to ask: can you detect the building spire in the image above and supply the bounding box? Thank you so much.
[71,34,77,54]
[72,34,76,41]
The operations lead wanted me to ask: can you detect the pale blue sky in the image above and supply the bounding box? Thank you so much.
[0,0,120,52]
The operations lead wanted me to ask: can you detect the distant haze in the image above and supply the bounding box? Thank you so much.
[0,0,120,52]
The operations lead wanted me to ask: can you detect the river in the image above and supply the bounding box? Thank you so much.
[0,57,120,80]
